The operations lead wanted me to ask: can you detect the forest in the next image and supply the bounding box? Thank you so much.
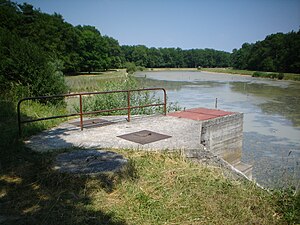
[0,0,300,98]
[231,31,300,73]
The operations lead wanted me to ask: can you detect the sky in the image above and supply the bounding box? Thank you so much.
[15,0,300,52]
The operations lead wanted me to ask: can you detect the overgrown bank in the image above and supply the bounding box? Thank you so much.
[197,67,300,81]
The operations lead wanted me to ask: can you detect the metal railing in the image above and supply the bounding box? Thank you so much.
[17,88,167,136]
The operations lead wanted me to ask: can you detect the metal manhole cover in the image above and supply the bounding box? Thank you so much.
[117,130,171,145]
[69,118,114,128]
[54,150,128,175]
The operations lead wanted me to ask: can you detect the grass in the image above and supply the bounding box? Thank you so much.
[65,69,127,92]
[1,73,299,224]
[201,67,254,76]
[90,150,281,224]
[1,143,299,224]
[1,142,297,224]
[200,67,300,81]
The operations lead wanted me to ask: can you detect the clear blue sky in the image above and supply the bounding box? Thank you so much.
[15,0,300,52]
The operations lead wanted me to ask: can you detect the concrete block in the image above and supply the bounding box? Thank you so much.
[200,113,243,165]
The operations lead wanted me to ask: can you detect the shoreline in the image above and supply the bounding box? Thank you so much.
[143,68,300,81]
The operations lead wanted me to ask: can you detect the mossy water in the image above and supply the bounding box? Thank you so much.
[135,70,300,189]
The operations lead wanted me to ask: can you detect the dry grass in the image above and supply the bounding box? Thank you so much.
[87,150,282,225]
[1,145,297,224]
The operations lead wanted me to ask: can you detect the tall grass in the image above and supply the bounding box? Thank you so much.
[65,69,127,92]
[71,76,174,116]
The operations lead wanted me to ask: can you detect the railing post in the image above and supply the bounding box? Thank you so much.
[79,94,83,131]
[127,90,131,122]
[163,89,167,116]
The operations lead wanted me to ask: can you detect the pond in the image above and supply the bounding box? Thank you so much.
[135,71,300,189]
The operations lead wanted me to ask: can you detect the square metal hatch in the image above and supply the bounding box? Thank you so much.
[117,130,171,145]
[69,118,114,128]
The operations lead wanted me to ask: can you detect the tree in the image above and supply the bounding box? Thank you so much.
[103,36,123,68]
[76,25,109,72]
[0,28,67,98]
[231,30,300,73]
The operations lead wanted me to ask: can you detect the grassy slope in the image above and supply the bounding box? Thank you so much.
[1,71,299,224]
[0,146,287,224]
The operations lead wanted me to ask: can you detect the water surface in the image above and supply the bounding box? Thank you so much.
[135,71,300,189]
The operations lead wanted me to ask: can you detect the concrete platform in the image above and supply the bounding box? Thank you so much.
[24,108,252,179]
[25,114,204,152]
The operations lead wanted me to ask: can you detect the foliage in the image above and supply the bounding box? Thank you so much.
[0,0,123,74]
[0,28,67,99]
[252,71,283,79]
[2,0,299,77]
[273,188,300,224]
[124,62,137,74]
[231,30,300,73]
[201,67,300,81]
[121,45,231,68]
[72,76,173,116]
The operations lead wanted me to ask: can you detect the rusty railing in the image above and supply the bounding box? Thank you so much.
[17,88,167,136]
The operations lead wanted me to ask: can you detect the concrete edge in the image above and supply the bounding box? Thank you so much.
[182,148,252,182]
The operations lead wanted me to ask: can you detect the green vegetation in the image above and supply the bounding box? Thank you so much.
[121,45,231,68]
[65,70,127,93]
[201,67,254,76]
[201,68,300,81]
[252,71,284,80]
[0,28,67,99]
[231,31,300,73]
[123,62,137,74]
[70,75,170,116]
[1,0,299,101]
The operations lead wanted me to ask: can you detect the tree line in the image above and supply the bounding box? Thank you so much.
[121,45,230,69]
[0,0,299,97]
[231,31,300,73]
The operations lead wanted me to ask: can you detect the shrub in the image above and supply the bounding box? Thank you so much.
[125,62,137,74]
[252,71,285,80]
[252,71,263,77]
[269,73,278,79]
[278,73,285,80]
[136,66,146,71]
